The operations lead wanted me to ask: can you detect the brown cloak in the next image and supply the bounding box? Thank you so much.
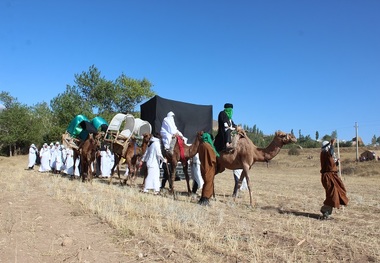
[320,150,349,208]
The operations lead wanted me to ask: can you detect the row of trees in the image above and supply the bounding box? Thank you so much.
[1,65,376,156]
[0,65,155,156]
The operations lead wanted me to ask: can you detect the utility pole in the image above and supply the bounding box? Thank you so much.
[355,122,359,162]
[337,135,342,178]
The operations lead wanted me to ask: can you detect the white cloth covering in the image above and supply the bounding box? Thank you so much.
[191,153,204,189]
[54,147,64,172]
[142,137,165,192]
[49,145,55,169]
[39,145,51,172]
[233,169,248,191]
[160,111,187,149]
[28,144,37,168]
[64,148,74,175]
[100,148,114,177]
[74,156,80,177]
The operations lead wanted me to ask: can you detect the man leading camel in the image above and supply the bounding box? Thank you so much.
[197,132,219,206]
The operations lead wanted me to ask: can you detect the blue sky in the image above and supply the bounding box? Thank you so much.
[1,0,379,144]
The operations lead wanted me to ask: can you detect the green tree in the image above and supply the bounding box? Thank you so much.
[371,135,377,145]
[74,65,155,115]
[0,91,17,108]
[0,97,32,156]
[50,85,93,128]
[114,73,155,114]
[315,131,319,141]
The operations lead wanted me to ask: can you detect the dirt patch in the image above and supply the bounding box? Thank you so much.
[0,163,127,262]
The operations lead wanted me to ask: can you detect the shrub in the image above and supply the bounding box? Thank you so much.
[288,147,300,156]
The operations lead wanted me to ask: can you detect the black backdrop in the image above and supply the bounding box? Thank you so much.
[140,95,213,143]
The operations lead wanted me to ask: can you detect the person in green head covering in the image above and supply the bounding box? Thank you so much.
[197,132,218,206]
[214,103,237,152]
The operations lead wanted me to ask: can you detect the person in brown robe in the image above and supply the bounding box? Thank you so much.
[320,138,349,219]
[197,132,218,206]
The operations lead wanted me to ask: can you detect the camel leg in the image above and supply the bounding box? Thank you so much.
[242,168,254,207]
[80,160,86,182]
[168,162,177,199]
[109,154,120,185]
[183,163,192,195]
[124,161,135,186]
[88,163,93,184]
[117,163,122,185]
[232,174,240,197]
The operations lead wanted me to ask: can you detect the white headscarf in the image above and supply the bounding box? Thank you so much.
[321,141,330,152]
[163,111,178,134]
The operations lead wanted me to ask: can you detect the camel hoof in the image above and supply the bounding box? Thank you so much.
[198,197,210,206]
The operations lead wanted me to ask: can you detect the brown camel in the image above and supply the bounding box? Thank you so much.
[163,132,203,197]
[217,128,297,206]
[78,133,102,183]
[109,133,151,185]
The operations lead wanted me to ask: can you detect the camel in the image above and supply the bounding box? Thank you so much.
[163,132,203,197]
[78,133,102,183]
[216,128,297,206]
[109,133,151,185]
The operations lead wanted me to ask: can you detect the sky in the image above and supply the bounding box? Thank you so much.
[1,0,379,144]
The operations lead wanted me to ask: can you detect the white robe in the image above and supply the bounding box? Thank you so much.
[160,112,187,149]
[233,169,248,191]
[28,146,37,168]
[74,156,80,177]
[64,148,74,175]
[54,148,63,172]
[142,137,165,192]
[49,147,55,169]
[39,146,51,172]
[191,153,204,189]
[100,149,113,177]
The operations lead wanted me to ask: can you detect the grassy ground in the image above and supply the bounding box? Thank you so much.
[0,146,379,262]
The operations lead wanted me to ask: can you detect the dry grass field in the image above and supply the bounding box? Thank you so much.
[0,147,379,262]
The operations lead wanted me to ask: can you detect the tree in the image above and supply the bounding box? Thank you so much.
[0,91,18,108]
[0,100,32,156]
[315,131,319,141]
[50,85,93,128]
[371,135,377,145]
[31,102,61,145]
[74,65,155,115]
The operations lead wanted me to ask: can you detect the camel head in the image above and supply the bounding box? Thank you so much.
[274,130,297,146]
[93,133,103,148]
[142,133,152,143]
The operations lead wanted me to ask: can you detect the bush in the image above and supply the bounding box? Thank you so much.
[288,147,300,156]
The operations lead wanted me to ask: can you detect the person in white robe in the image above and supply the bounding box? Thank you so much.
[27,144,38,170]
[191,153,204,193]
[49,143,55,170]
[39,143,51,172]
[63,147,74,176]
[60,145,67,173]
[160,111,187,151]
[142,135,165,193]
[54,143,63,174]
[100,146,113,178]
[74,156,80,178]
